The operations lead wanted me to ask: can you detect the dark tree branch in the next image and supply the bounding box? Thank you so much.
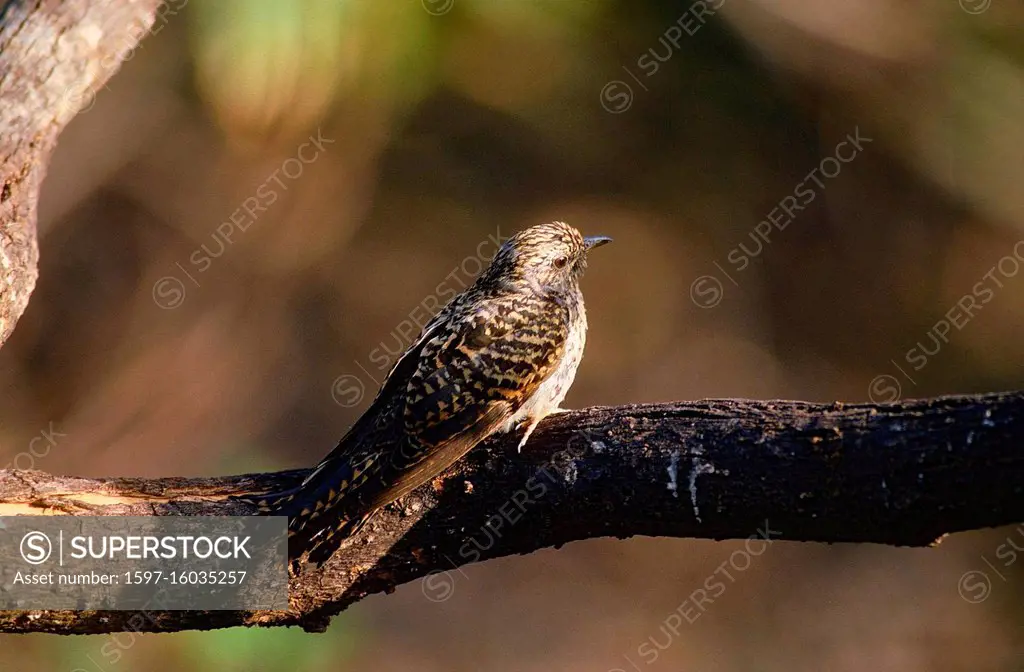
[0,392,1021,634]
[0,0,165,346]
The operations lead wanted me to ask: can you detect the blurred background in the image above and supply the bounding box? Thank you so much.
[1,0,1023,669]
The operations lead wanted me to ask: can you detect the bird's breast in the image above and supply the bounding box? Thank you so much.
[507,291,587,429]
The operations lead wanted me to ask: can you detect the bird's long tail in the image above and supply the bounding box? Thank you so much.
[232,463,375,565]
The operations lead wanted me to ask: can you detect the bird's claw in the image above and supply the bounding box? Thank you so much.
[517,416,543,452]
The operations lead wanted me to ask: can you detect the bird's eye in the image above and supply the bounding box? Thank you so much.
[553,256,569,269]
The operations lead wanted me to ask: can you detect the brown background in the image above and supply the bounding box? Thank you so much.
[1,1,1022,670]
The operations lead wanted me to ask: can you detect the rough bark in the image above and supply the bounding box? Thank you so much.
[0,392,1021,634]
[0,0,165,346]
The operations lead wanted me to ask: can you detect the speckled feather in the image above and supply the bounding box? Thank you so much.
[244,222,606,566]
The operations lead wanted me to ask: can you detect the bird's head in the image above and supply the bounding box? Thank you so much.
[484,221,611,294]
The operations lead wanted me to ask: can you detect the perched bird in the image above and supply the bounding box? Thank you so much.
[247,221,610,566]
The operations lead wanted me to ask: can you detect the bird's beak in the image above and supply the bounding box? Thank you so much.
[584,236,613,251]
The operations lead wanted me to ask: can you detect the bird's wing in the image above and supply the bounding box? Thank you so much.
[370,291,570,505]
[285,292,569,558]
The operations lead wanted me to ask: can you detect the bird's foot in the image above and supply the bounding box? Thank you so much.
[517,416,543,453]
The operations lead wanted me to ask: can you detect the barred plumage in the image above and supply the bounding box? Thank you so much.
[243,222,610,566]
